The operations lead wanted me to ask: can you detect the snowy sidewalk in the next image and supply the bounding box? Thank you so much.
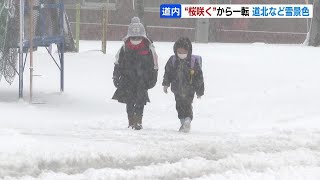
[1,41,320,180]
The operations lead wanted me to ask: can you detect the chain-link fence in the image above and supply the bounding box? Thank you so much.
[0,0,18,85]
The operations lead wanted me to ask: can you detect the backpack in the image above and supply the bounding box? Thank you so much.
[171,55,202,69]
[171,55,202,84]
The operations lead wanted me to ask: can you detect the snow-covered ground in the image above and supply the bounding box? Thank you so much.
[1,41,320,180]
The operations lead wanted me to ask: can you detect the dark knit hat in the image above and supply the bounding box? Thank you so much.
[173,37,192,56]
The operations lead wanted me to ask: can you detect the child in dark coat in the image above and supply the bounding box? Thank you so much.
[162,37,204,132]
[112,17,158,130]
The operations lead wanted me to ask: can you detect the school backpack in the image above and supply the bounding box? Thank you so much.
[171,54,202,84]
[171,55,202,69]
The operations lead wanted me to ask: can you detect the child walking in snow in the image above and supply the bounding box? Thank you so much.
[162,37,204,132]
[112,17,158,130]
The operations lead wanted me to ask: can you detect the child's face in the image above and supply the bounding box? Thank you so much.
[130,37,143,41]
[177,48,188,54]
[130,36,143,45]
[177,48,188,60]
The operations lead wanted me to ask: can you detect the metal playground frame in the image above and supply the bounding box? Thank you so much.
[17,0,65,100]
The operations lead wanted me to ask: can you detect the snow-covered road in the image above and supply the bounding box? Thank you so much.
[1,41,320,180]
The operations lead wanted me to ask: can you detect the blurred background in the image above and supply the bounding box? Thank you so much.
[64,0,313,43]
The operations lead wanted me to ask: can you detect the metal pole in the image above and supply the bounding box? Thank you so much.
[76,0,80,52]
[19,0,24,99]
[106,0,109,50]
[306,0,310,33]
[60,0,65,92]
[102,0,109,53]
[29,0,34,102]
[101,6,106,54]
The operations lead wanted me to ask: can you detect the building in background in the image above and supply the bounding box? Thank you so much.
[64,0,310,43]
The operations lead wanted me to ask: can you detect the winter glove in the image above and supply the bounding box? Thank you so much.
[113,77,120,88]
[163,86,169,94]
[147,70,158,89]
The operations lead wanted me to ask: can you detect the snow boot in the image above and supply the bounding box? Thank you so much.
[179,117,191,133]
[128,115,135,129]
[178,118,184,131]
[179,119,184,125]
[134,115,143,130]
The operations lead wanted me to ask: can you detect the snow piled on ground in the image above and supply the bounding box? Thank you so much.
[1,41,320,180]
